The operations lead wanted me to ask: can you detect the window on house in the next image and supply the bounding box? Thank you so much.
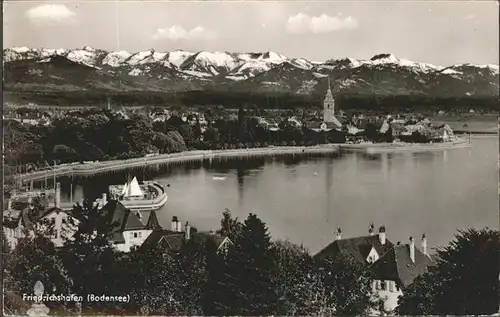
[389,281,394,292]
[380,281,387,291]
[138,232,142,238]
[129,232,135,238]
[133,232,138,238]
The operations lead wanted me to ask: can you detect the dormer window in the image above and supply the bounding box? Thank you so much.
[366,247,379,263]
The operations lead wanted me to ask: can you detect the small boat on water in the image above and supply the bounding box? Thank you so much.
[107,176,168,212]
[212,176,227,181]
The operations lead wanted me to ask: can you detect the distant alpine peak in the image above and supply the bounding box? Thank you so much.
[4,46,498,97]
[82,46,96,51]
[10,46,31,53]
[3,47,498,79]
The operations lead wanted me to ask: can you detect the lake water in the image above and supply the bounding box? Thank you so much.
[60,136,499,254]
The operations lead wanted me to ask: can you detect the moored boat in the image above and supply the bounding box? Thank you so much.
[107,176,168,212]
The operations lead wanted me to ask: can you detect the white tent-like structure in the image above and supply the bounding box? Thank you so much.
[123,177,144,199]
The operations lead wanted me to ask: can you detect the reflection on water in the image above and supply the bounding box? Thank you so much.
[58,138,498,254]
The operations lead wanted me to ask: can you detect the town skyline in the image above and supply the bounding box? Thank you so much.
[4,0,499,66]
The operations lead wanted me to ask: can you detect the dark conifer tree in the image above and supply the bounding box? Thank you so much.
[398,228,499,315]
[225,213,277,315]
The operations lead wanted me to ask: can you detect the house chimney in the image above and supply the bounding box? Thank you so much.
[55,182,61,208]
[102,193,107,206]
[378,226,386,245]
[335,227,342,240]
[185,222,191,240]
[421,234,427,256]
[176,220,182,232]
[369,222,375,236]
[409,236,415,263]
[171,216,178,231]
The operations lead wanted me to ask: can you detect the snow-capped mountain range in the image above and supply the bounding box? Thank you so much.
[4,46,499,97]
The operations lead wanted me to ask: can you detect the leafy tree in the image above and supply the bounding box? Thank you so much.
[397,228,499,315]
[7,226,73,314]
[164,131,187,153]
[364,123,380,142]
[317,253,376,315]
[124,248,186,315]
[217,209,242,242]
[53,144,80,163]
[178,124,195,146]
[238,106,249,142]
[201,237,228,315]
[59,201,122,314]
[204,126,221,146]
[270,240,325,315]
[176,238,208,315]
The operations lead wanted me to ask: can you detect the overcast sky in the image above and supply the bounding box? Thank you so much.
[3,0,499,66]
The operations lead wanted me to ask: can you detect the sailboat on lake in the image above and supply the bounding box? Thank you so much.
[107,175,168,212]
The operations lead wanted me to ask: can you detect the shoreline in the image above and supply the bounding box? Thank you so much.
[340,137,472,153]
[19,145,341,183]
[18,137,479,183]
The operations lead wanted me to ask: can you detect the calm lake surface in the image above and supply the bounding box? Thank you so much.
[60,136,499,254]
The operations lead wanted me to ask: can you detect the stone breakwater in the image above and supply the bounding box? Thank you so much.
[19,145,341,183]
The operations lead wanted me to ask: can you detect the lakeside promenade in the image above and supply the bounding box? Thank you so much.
[17,137,475,183]
[19,145,341,183]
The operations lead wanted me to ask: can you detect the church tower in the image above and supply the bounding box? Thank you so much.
[323,76,336,123]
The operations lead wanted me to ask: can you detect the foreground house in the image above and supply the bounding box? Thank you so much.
[141,216,233,253]
[3,198,80,248]
[369,235,435,313]
[38,207,80,247]
[3,207,32,249]
[315,226,435,315]
[100,200,161,252]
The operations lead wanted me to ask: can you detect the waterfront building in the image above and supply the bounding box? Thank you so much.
[315,226,435,315]
[100,200,161,252]
[305,77,343,132]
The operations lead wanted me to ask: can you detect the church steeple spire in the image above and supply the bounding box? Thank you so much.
[323,76,335,123]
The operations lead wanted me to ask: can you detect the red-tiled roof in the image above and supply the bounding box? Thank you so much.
[305,121,342,130]
[314,234,394,266]
[141,229,184,251]
[3,208,33,230]
[369,244,435,288]
[141,229,230,252]
[100,200,152,243]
